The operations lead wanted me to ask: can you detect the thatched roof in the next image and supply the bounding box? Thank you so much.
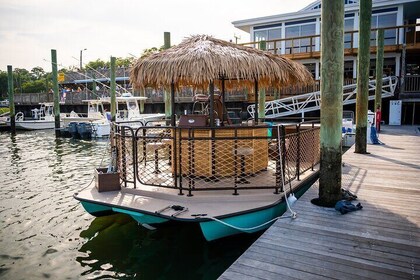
[130,35,313,90]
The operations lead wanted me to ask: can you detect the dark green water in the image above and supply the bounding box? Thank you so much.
[0,131,262,280]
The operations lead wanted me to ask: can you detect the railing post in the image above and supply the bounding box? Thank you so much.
[296,124,301,181]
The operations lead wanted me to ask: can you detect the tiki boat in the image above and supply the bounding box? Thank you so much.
[74,35,319,241]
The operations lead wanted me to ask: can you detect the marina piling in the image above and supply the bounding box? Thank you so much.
[355,0,372,154]
[375,29,385,111]
[7,65,15,134]
[51,50,60,137]
[110,56,116,121]
[318,0,344,206]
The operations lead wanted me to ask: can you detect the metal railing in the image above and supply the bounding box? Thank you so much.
[113,122,320,196]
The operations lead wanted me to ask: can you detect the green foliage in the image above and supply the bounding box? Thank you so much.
[0,55,136,96]
[141,46,164,58]
[0,108,9,114]
[0,71,8,99]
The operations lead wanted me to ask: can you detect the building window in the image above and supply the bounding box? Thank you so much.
[254,28,282,51]
[303,63,316,78]
[369,58,396,78]
[344,18,355,49]
[285,23,316,54]
[344,60,354,80]
[371,12,398,45]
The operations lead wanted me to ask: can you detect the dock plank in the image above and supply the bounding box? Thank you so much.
[220,126,420,280]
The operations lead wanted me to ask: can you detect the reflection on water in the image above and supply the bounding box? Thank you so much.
[0,131,261,280]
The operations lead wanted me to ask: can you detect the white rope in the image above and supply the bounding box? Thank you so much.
[277,125,297,218]
[201,125,297,234]
[206,215,295,232]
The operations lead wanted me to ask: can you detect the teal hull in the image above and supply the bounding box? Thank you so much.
[80,201,169,225]
[199,203,287,241]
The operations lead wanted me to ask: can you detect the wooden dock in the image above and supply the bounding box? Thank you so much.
[220,125,420,280]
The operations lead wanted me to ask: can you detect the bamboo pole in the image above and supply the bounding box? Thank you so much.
[51,50,60,137]
[7,65,15,134]
[258,41,266,120]
[110,56,116,121]
[355,0,372,154]
[375,29,384,115]
[164,32,172,122]
[318,0,344,206]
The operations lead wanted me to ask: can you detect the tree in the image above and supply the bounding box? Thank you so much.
[0,71,8,100]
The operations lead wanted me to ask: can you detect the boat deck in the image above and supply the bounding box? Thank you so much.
[76,164,319,221]
[220,125,420,279]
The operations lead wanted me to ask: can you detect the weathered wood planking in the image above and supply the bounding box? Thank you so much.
[220,126,420,280]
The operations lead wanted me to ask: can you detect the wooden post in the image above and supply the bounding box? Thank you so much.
[51,50,60,137]
[254,80,259,123]
[164,32,172,122]
[375,29,384,112]
[355,0,372,154]
[7,65,15,134]
[139,87,145,113]
[258,41,266,121]
[209,81,215,127]
[110,56,116,121]
[318,0,344,206]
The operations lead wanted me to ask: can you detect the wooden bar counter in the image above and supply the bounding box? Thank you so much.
[174,125,269,178]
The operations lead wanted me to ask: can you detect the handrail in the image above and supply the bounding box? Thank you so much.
[241,23,420,55]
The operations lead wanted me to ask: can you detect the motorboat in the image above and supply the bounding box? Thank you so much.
[10,103,57,130]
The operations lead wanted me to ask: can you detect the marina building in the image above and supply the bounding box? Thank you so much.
[233,0,420,124]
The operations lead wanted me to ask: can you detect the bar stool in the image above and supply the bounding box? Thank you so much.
[235,147,254,184]
[146,142,166,174]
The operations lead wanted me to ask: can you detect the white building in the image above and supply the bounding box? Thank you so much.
[233,0,420,123]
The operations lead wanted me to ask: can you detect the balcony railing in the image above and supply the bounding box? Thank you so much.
[242,23,420,57]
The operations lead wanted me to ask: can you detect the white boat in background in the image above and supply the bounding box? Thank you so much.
[113,93,165,124]
[12,103,57,130]
[64,93,165,138]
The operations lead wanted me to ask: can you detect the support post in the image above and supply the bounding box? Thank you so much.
[170,82,175,126]
[317,0,344,206]
[110,56,116,122]
[375,29,384,112]
[209,81,215,127]
[254,80,259,123]
[164,32,172,122]
[258,41,266,120]
[7,65,15,134]
[51,50,60,137]
[355,0,372,154]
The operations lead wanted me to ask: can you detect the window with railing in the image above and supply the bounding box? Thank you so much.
[371,11,398,46]
[285,22,316,54]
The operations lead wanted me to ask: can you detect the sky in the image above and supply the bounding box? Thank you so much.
[0,0,314,72]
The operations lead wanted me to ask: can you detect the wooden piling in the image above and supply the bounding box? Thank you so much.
[164,32,172,122]
[110,56,116,121]
[375,29,385,111]
[51,50,60,137]
[355,0,372,154]
[318,0,344,206]
[7,65,15,134]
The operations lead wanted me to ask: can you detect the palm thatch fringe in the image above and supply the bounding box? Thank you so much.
[130,35,313,91]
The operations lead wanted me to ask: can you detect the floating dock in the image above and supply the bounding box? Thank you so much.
[220,125,420,280]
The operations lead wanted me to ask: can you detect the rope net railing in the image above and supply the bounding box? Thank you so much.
[114,123,320,195]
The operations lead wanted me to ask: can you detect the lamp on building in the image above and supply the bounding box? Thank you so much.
[80,48,87,70]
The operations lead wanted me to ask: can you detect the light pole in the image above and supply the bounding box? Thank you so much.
[80,48,87,70]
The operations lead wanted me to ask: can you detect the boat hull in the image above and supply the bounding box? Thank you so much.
[15,120,56,130]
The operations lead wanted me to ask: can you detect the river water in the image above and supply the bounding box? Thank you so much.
[0,131,261,280]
